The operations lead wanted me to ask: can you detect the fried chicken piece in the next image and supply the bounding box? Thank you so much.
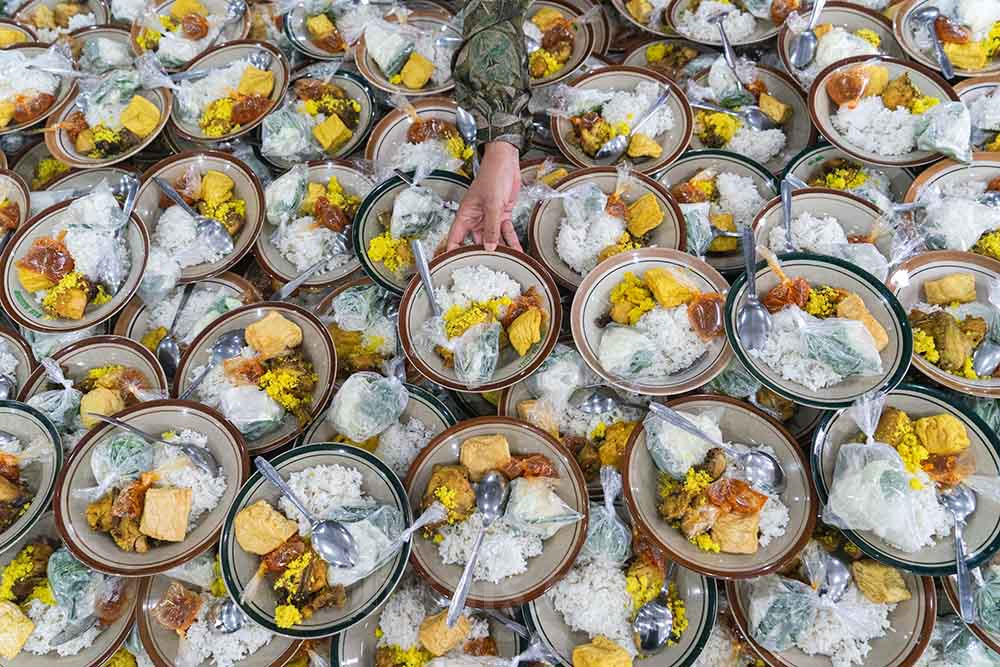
[705,478,768,514]
[680,496,721,538]
[961,316,988,348]
[909,309,973,371]
[86,492,114,532]
[0,453,18,484]
[111,473,156,520]
[0,200,18,232]
[659,485,699,522]
[111,514,149,553]
[697,448,727,480]
[851,560,911,603]
[500,286,545,329]
[762,276,811,313]
[882,74,919,111]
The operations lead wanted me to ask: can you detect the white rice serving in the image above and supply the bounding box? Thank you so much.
[154,428,227,523]
[547,558,636,656]
[180,591,274,667]
[767,211,849,252]
[831,97,918,156]
[675,0,756,42]
[23,598,101,657]
[436,511,544,584]
[271,215,353,273]
[277,463,375,535]
[374,416,437,478]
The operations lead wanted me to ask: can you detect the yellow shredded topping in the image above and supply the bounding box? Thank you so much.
[854,28,881,47]
[103,647,137,667]
[912,327,940,364]
[199,97,239,138]
[988,21,1000,58]
[689,532,721,553]
[31,158,69,189]
[275,604,303,629]
[529,48,564,78]
[961,356,979,380]
[589,421,607,440]
[908,96,940,115]
[805,285,842,318]
[441,297,511,339]
[433,485,467,524]
[819,167,867,191]
[41,271,89,317]
[259,367,316,413]
[367,231,413,272]
[87,364,123,381]
[609,272,655,325]
[974,229,1000,260]
[0,545,38,602]
[141,326,168,352]
[136,27,160,51]
[645,42,667,63]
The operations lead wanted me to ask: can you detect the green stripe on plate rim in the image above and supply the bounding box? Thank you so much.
[353,170,472,295]
[294,383,459,447]
[656,148,779,193]
[0,400,62,552]
[781,142,919,183]
[809,382,1000,575]
[724,251,913,409]
[219,443,413,638]
[519,576,718,667]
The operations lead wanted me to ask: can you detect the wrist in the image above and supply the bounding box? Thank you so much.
[484,140,520,161]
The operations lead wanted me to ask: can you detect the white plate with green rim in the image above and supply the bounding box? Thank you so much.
[656,148,777,275]
[0,401,61,555]
[571,247,732,396]
[893,0,1000,78]
[666,0,779,46]
[724,253,912,409]
[810,383,1000,575]
[782,142,916,202]
[352,170,470,295]
[219,443,412,638]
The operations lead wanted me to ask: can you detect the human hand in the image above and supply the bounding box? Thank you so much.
[446,141,523,252]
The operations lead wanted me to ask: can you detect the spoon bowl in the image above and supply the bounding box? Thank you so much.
[911,6,955,80]
[178,329,247,400]
[819,550,852,602]
[788,0,826,69]
[594,89,672,162]
[85,412,220,474]
[734,227,772,351]
[209,598,245,634]
[690,100,776,132]
[632,562,677,654]
[155,282,196,381]
[974,338,1000,377]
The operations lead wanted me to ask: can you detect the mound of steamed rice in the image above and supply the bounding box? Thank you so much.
[601,81,676,139]
[23,598,101,657]
[180,591,274,667]
[547,558,636,656]
[435,265,523,312]
[725,126,787,165]
[767,211,848,252]
[151,205,228,269]
[0,340,18,378]
[146,284,243,346]
[831,97,918,156]
[374,417,437,477]
[271,215,354,274]
[597,304,712,380]
[715,171,767,227]
[793,585,894,667]
[176,59,254,120]
[748,306,845,390]
[436,512,544,583]
[278,463,375,535]
[675,0,756,42]
[376,577,491,653]
[155,428,227,522]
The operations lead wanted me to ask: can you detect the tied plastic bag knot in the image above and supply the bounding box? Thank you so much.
[327,371,409,442]
[26,357,82,432]
[505,476,583,539]
[581,465,631,564]
[134,51,176,90]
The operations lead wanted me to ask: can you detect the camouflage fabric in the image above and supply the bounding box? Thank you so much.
[454,0,531,151]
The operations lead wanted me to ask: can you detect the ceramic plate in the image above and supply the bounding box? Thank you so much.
[526,0,596,88]
[0,325,35,389]
[782,142,916,202]
[128,0,252,70]
[571,247,731,395]
[0,401,61,554]
[609,0,673,38]
[134,149,265,282]
[12,139,74,189]
[0,18,36,46]
[0,45,77,136]
[550,66,693,174]
[666,0,779,45]
[530,166,685,288]
[220,443,411,637]
[811,383,1000,574]
[173,301,336,454]
[398,245,562,393]
[14,0,108,43]
[808,55,960,167]
[622,38,718,81]
[903,152,1000,203]
[657,149,777,275]
[563,0,611,53]
[68,24,132,61]
[282,0,370,61]
[891,250,1000,397]
[624,394,815,578]
[254,160,375,289]
[893,0,1000,78]
[0,167,30,230]
[955,77,1000,153]
[0,200,148,333]
[724,253,912,408]
[169,40,289,143]
[404,417,589,607]
[53,399,249,575]
[354,12,460,97]
[364,95,462,168]
[353,170,470,294]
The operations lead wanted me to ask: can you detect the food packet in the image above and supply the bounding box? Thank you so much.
[524,342,595,417]
[703,357,761,399]
[922,614,1000,666]
[452,321,502,389]
[644,407,723,479]
[163,552,216,590]
[327,371,408,442]
[261,102,325,163]
[48,547,105,622]
[706,55,756,109]
[680,202,714,257]
[219,385,286,439]
[596,324,657,380]
[546,83,615,119]
[22,328,99,360]
[139,246,182,305]
[73,433,153,501]
[327,283,389,332]
[26,358,82,432]
[789,306,883,378]
[64,182,132,293]
[916,102,972,164]
[264,163,309,225]
[580,466,631,564]
[390,184,454,238]
[504,476,583,539]
[325,503,404,587]
[747,575,819,652]
[511,161,565,247]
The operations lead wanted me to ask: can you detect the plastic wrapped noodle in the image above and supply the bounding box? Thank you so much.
[596,324,656,380]
[453,321,501,389]
[581,466,631,565]
[791,307,883,377]
[261,104,324,163]
[703,357,761,399]
[505,476,583,539]
[220,385,286,439]
[923,615,1000,666]
[916,102,972,164]
[644,407,723,479]
[164,553,216,590]
[680,202,714,258]
[327,371,408,442]
[26,358,82,432]
[747,575,818,652]
[48,547,102,622]
[264,163,309,225]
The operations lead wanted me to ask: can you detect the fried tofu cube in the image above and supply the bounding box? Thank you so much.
[626,132,662,159]
[200,169,235,207]
[644,267,698,308]
[0,601,33,659]
[418,610,470,656]
[0,101,14,128]
[139,487,192,542]
[246,311,303,359]
[0,27,27,47]
[516,399,560,439]
[53,2,82,27]
[80,387,126,428]
[759,93,792,124]
[400,52,435,90]
[170,0,207,19]
[924,272,977,304]
[30,4,55,29]
[851,560,911,604]
[913,414,970,455]
[943,41,988,71]
[306,13,335,38]
[234,499,299,554]
[460,434,512,482]
[75,128,95,154]
[626,193,664,237]
[300,182,326,215]
[530,6,564,30]
[508,307,542,356]
[572,636,632,667]
[312,112,352,151]
[836,292,889,351]
[539,167,568,187]
[711,510,760,554]
[707,213,738,252]
[120,95,161,138]
[16,266,54,292]
[237,66,275,98]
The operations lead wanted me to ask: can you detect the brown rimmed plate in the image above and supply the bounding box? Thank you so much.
[398,245,562,393]
[52,399,249,575]
[621,37,719,78]
[128,0,251,70]
[623,394,816,578]
[220,443,412,638]
[255,160,375,289]
[571,247,731,396]
[724,253,912,409]
[782,142,916,203]
[14,0,108,43]
[902,152,1000,204]
[0,512,139,667]
[0,18,36,46]
[942,574,1000,654]
[890,250,1000,397]
[354,11,460,97]
[404,416,589,608]
[0,167,30,230]
[563,0,611,53]
[550,66,693,174]
[808,55,960,167]
[954,77,1000,154]
[67,24,133,76]
[529,166,686,289]
[666,0,779,46]
[173,301,336,455]
[525,0,596,88]
[134,149,265,282]
[727,573,935,667]
[363,95,461,168]
[0,199,148,333]
[893,0,1000,78]
[169,40,288,143]
[811,383,1000,575]
[11,139,73,189]
[0,401,61,554]
[609,0,673,37]
[136,574,304,667]
[0,45,77,136]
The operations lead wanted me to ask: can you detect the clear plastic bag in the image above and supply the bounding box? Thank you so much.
[707,55,756,109]
[747,575,819,652]
[48,547,101,621]
[916,102,973,164]
[261,102,324,163]
[791,307,883,377]
[703,357,761,399]
[219,385,286,439]
[325,503,404,586]
[680,202,713,258]
[64,182,131,293]
[923,614,1000,666]
[26,358,82,432]
[977,566,1000,636]
[581,466,631,564]
[138,247,182,305]
[76,433,153,502]
[22,329,98,360]
[546,83,614,118]
[327,371,409,442]
[524,342,594,416]
[328,283,386,332]
[504,476,583,539]
[644,407,723,479]
[453,321,501,389]
[163,552,216,590]
[389,185,455,239]
[264,163,309,225]
[596,324,656,380]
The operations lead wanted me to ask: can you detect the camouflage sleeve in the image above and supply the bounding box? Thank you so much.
[453,0,532,152]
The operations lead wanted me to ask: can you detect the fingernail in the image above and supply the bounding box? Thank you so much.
[485,242,497,252]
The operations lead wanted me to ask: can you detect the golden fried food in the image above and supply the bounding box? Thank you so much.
[459,434,512,482]
[851,560,911,604]
[235,500,299,555]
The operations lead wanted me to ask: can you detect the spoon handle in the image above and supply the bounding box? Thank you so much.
[741,226,759,300]
[120,175,141,220]
[929,30,955,80]
[647,403,727,450]
[153,176,201,219]
[481,608,532,639]
[955,516,976,622]
[447,524,487,627]
[807,0,826,29]
[630,90,671,135]
[254,456,319,526]
[784,173,809,190]
[272,256,329,301]
[167,282,196,336]
[780,178,795,253]
[84,412,170,447]
[411,239,442,317]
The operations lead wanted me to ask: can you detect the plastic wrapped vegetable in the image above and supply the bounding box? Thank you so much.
[26,358,82,432]
[327,371,409,442]
[703,357,761,399]
[792,306,883,377]
[706,56,756,109]
[219,385,286,439]
[596,324,656,380]
[524,343,595,416]
[78,37,133,74]
[390,186,455,239]
[680,202,713,258]
[48,547,101,622]
[23,328,99,360]
[922,614,1000,666]
[324,504,404,587]
[581,466,631,564]
[453,321,501,388]
[747,575,818,652]
[644,407,723,479]
[264,164,309,225]
[504,476,582,539]
[138,247,182,305]
[329,283,386,332]
[72,433,154,502]
[916,102,972,164]
[163,553,216,590]
[261,104,324,163]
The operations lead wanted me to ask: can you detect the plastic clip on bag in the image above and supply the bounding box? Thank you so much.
[327,371,409,442]
[581,465,632,564]
[26,357,83,432]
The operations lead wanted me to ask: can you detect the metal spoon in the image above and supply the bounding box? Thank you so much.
[0,373,16,400]
[940,484,978,622]
[736,226,772,351]
[568,384,645,415]
[430,590,531,639]
[978,191,1000,208]
[208,598,245,634]
[788,0,827,69]
[254,456,358,568]
[178,329,247,400]
[85,412,220,474]
[411,239,442,317]
[446,470,510,627]
[817,550,852,602]
[50,613,99,646]
[455,106,479,177]
[594,89,671,162]
[633,561,677,654]
[269,244,348,301]
[690,100,776,132]
[780,177,795,253]
[974,338,1000,377]
[0,430,17,449]
[912,6,955,80]
[153,177,235,256]
[155,282,196,382]
[120,174,140,221]
[711,14,749,98]
[205,0,248,51]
